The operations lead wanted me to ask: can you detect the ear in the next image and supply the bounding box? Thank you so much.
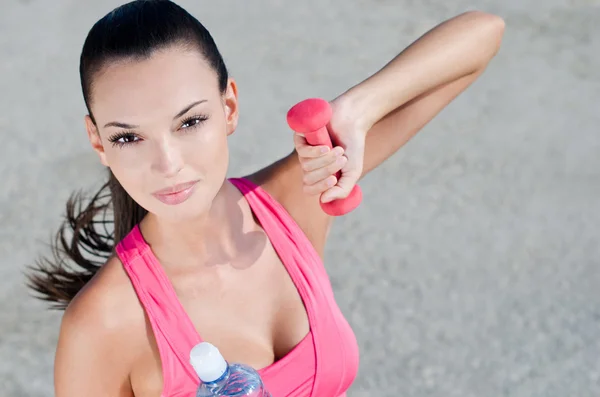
[85,115,109,167]
[223,78,239,136]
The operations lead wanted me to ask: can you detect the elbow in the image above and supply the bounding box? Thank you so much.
[484,13,506,53]
[464,10,505,29]
[470,11,506,54]
[461,11,505,68]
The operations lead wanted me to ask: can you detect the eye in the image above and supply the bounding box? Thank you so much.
[181,115,208,129]
[108,131,140,148]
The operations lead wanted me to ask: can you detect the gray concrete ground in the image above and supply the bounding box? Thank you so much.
[1,0,599,396]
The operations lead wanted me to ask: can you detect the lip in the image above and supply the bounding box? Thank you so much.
[152,180,199,205]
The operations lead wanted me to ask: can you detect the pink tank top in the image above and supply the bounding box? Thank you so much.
[116,177,359,397]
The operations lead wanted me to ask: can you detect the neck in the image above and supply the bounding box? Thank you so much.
[139,181,245,268]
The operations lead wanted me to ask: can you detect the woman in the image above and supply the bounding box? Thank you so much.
[27,1,504,396]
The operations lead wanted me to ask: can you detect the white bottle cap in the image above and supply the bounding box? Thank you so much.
[190,342,228,383]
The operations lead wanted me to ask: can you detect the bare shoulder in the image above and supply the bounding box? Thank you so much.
[55,255,146,396]
[244,150,333,258]
[64,254,144,333]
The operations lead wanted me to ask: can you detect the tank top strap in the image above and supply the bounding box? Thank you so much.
[116,226,201,388]
[229,177,343,397]
[227,177,323,267]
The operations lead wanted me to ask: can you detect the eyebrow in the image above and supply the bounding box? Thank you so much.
[103,99,208,129]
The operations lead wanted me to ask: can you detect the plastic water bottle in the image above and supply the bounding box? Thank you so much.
[190,342,272,397]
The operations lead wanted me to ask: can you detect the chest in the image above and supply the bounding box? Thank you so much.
[125,218,360,397]
[129,236,310,396]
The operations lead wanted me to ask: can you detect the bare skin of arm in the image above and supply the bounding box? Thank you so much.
[54,257,145,397]
[255,11,505,255]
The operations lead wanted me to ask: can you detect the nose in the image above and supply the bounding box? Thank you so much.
[150,137,184,177]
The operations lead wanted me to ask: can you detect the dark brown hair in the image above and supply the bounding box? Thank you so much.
[26,0,229,310]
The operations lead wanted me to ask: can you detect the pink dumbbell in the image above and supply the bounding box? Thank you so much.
[286,98,363,216]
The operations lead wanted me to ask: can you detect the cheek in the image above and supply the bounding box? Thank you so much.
[102,142,156,209]
[108,165,154,212]
[104,145,150,187]
[108,158,146,194]
[183,120,230,169]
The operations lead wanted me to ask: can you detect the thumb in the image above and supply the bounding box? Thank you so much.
[321,162,361,203]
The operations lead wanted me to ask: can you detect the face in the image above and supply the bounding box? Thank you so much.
[86,46,239,222]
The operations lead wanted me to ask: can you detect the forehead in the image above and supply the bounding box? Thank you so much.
[91,48,219,124]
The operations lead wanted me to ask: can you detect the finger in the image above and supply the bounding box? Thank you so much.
[303,175,337,196]
[300,146,344,172]
[321,169,361,203]
[293,133,332,159]
[302,155,347,185]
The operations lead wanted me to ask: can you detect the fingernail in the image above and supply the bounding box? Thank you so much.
[334,147,344,155]
[320,146,330,154]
